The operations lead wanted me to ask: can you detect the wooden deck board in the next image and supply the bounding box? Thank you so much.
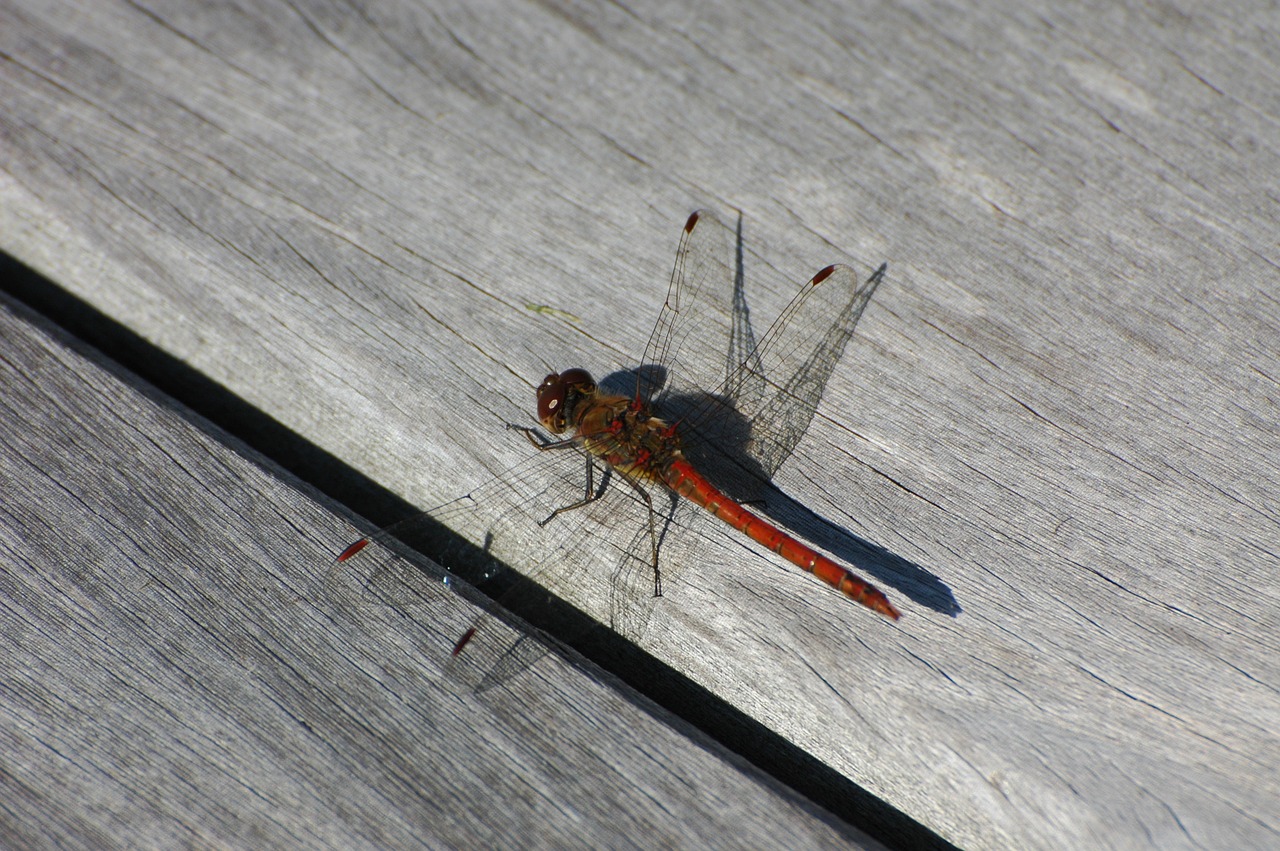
[2,1,1278,847]
[0,294,879,849]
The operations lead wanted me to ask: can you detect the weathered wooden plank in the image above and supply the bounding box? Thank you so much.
[0,293,882,848]
[1,1,1278,848]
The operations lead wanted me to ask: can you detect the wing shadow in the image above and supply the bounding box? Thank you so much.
[597,208,957,616]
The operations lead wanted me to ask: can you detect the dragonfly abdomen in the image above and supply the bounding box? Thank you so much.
[665,459,900,620]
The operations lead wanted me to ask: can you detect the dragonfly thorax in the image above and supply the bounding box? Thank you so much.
[537,368,597,433]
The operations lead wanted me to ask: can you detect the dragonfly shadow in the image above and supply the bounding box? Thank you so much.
[599,371,959,617]
[338,511,606,692]
[747,484,961,617]
[598,366,659,400]
[0,253,957,849]
[393,529,957,849]
[352,526,955,848]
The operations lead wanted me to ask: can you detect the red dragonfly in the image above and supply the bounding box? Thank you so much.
[334,210,897,664]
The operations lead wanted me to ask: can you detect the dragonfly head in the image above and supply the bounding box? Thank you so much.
[537,368,596,433]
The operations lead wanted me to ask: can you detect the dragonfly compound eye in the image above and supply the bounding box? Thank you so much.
[559,368,596,395]
[537,373,568,432]
[537,369,596,433]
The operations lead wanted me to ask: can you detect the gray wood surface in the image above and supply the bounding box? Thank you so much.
[0,294,879,849]
[2,0,1277,848]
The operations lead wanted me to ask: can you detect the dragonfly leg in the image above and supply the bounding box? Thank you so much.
[618,474,661,598]
[507,423,579,451]
[507,423,600,525]
[537,455,600,526]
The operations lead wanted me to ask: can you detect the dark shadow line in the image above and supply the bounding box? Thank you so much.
[0,252,958,851]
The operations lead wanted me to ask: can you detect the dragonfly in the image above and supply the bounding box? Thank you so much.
[333,210,898,671]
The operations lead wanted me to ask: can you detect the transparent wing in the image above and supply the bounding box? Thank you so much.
[716,261,885,478]
[327,428,680,646]
[636,210,739,406]
[642,210,885,498]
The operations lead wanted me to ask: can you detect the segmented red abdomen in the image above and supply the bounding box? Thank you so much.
[664,459,901,620]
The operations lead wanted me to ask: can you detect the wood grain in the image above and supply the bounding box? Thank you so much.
[0,294,879,849]
[2,0,1277,847]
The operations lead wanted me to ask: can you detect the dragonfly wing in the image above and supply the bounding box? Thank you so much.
[637,210,738,406]
[327,441,656,629]
[729,261,885,479]
[447,627,552,694]
[675,262,884,501]
[636,211,884,498]
[605,486,699,642]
